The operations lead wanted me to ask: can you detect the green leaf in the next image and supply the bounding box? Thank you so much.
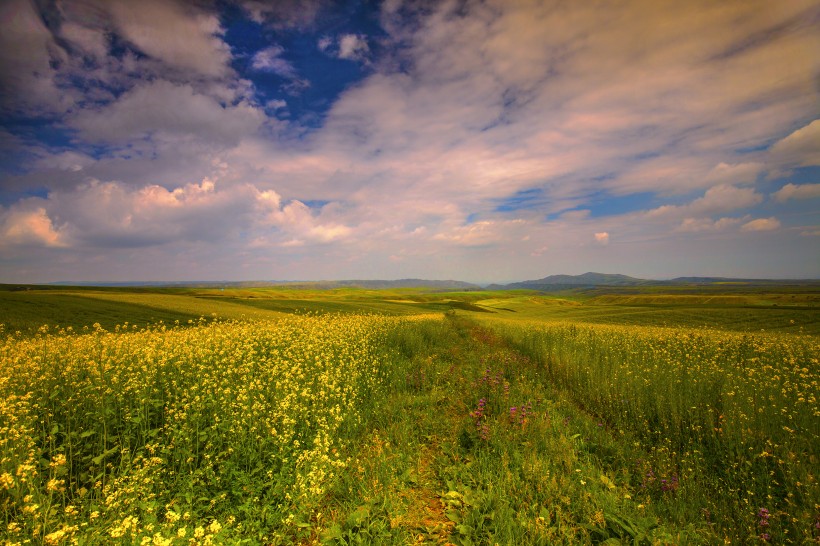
[91,445,119,466]
[346,505,370,528]
[320,524,343,543]
[455,525,474,539]
[445,510,462,524]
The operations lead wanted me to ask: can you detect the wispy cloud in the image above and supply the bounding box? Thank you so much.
[0,0,817,281]
[317,34,371,63]
[251,45,297,77]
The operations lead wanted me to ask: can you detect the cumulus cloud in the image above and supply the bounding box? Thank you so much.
[0,177,358,254]
[0,204,67,248]
[107,0,232,78]
[741,217,781,232]
[69,80,264,145]
[676,216,745,233]
[646,185,763,220]
[689,185,764,213]
[259,199,354,245]
[772,182,820,202]
[338,34,370,61]
[47,178,260,247]
[594,232,610,245]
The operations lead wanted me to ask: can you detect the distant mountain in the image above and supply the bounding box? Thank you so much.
[492,273,820,292]
[668,277,813,284]
[503,272,649,290]
[39,275,819,292]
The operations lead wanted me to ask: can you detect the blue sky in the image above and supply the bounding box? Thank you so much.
[0,0,818,283]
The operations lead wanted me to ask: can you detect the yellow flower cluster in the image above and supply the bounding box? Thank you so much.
[0,313,437,543]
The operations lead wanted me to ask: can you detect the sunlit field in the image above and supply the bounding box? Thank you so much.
[1,286,818,544]
[480,318,820,543]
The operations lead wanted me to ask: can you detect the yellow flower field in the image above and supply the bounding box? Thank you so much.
[0,314,439,544]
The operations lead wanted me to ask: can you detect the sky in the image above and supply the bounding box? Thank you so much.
[0,0,818,284]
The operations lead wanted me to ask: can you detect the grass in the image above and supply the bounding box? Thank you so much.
[0,286,511,335]
[476,316,819,542]
[0,291,205,334]
[0,284,818,544]
[475,294,820,335]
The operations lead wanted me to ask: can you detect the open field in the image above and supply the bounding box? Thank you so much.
[3,284,818,335]
[1,284,818,544]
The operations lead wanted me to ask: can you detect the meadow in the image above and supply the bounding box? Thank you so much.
[0,284,818,544]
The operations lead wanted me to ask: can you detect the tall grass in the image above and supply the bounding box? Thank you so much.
[484,318,820,542]
[3,308,818,544]
[0,315,438,544]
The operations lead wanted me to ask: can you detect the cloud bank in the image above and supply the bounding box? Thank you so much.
[0,0,818,282]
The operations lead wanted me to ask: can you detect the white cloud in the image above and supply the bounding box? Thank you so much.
[338,34,370,61]
[59,21,110,61]
[239,0,328,29]
[2,0,819,281]
[0,177,359,253]
[249,45,309,94]
[318,34,371,62]
[265,99,288,112]
[33,151,96,172]
[645,185,763,220]
[704,162,764,185]
[741,217,781,232]
[691,185,763,213]
[676,216,745,232]
[433,219,526,247]
[0,204,67,248]
[770,119,820,168]
[107,0,232,78]
[0,0,70,115]
[772,182,820,202]
[251,46,296,77]
[317,36,333,52]
[70,80,264,145]
[261,199,354,244]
